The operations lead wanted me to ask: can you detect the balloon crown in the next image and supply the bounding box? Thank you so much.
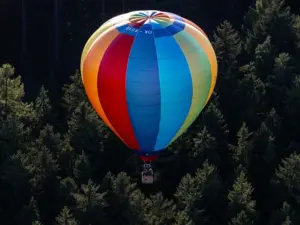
[129,11,172,26]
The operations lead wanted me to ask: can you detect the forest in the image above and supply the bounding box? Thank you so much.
[1,0,300,224]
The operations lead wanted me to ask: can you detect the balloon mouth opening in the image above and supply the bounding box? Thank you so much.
[139,155,159,162]
[135,150,160,162]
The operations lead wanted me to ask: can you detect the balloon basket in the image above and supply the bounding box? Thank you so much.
[141,174,154,184]
[141,161,154,184]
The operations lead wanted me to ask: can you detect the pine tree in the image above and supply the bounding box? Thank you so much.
[212,22,243,130]
[236,63,266,129]
[229,122,253,171]
[173,210,193,225]
[55,206,78,225]
[0,65,36,224]
[100,172,144,225]
[61,71,87,112]
[73,151,92,184]
[125,189,147,225]
[212,21,242,77]
[254,36,274,81]
[56,141,74,177]
[29,146,61,223]
[249,122,276,221]
[33,86,51,128]
[144,193,176,225]
[200,94,229,141]
[244,0,299,55]
[34,124,62,155]
[272,153,300,204]
[266,53,295,112]
[66,101,111,177]
[0,64,35,121]
[252,122,276,169]
[59,177,78,206]
[270,202,295,225]
[30,146,60,191]
[72,179,108,225]
[0,113,30,161]
[285,75,300,141]
[198,100,230,177]
[0,64,33,158]
[228,171,256,223]
[264,108,281,136]
[0,151,34,224]
[175,161,225,224]
[190,126,219,167]
[281,218,293,225]
[230,210,254,225]
[67,101,106,155]
[16,197,40,225]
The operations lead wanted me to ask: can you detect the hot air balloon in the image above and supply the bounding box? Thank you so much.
[81,10,217,184]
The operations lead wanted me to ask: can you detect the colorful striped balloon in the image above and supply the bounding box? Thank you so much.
[81,10,217,161]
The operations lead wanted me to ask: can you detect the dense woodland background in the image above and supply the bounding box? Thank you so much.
[1,0,300,224]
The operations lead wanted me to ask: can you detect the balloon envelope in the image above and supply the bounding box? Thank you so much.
[81,10,217,159]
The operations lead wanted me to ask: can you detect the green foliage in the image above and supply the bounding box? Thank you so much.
[244,0,299,54]
[230,210,254,225]
[61,70,86,112]
[72,179,108,224]
[55,206,78,225]
[16,197,40,225]
[35,125,62,155]
[30,146,60,191]
[67,101,107,155]
[73,151,92,183]
[212,21,242,75]
[254,35,274,80]
[273,153,300,204]
[172,210,193,225]
[229,122,253,170]
[34,86,51,126]
[0,113,30,157]
[190,126,219,167]
[228,171,256,222]
[144,193,176,225]
[175,161,224,224]
[270,202,295,225]
[0,64,35,121]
